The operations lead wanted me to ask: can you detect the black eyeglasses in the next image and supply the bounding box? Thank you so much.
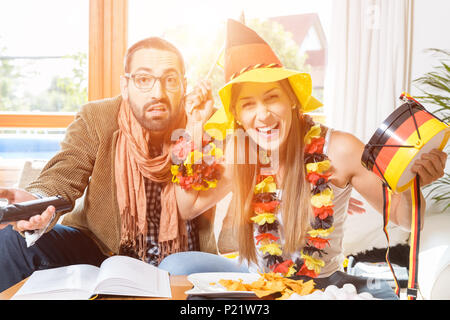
[124,72,181,92]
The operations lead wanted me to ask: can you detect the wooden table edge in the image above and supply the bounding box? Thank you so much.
[0,275,192,300]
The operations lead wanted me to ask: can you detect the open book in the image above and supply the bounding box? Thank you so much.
[12,255,171,300]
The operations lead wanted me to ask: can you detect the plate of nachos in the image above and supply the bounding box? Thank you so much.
[185,272,317,299]
[186,273,260,298]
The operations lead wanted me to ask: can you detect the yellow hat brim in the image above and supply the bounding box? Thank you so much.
[204,67,323,140]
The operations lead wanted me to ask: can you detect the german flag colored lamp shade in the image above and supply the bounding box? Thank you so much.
[361,93,449,300]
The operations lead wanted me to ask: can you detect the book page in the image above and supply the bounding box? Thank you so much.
[95,255,171,298]
[12,264,99,300]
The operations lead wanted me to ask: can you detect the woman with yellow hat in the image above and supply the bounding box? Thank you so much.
[160,19,447,300]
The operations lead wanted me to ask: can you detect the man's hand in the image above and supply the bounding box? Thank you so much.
[411,148,447,187]
[185,80,214,128]
[0,188,54,232]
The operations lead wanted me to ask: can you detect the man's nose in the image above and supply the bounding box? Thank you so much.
[150,78,166,100]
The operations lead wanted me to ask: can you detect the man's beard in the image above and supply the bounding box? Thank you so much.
[129,97,174,132]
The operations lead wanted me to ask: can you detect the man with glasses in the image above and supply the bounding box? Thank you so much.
[0,37,215,292]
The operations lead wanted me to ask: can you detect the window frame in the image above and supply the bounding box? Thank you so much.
[0,1,329,128]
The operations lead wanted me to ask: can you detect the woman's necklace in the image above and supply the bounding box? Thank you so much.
[251,121,335,278]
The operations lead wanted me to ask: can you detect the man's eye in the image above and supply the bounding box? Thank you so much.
[165,75,178,85]
[135,76,153,86]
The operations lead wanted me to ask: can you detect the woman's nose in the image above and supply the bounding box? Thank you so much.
[255,102,271,122]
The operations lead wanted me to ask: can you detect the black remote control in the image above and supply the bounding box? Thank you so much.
[0,196,72,224]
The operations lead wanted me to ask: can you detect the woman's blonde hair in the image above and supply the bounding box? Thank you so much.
[229,79,313,264]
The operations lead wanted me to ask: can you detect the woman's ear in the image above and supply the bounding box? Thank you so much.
[232,109,242,126]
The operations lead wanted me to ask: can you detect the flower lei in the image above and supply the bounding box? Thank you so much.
[171,132,223,191]
[251,122,335,278]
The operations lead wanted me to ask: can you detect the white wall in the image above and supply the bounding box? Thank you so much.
[410,0,450,98]
[410,0,450,213]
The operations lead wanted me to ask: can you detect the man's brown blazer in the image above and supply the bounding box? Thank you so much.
[26,95,217,257]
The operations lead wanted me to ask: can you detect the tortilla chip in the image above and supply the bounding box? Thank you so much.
[217,272,317,299]
[219,279,248,291]
[300,280,315,295]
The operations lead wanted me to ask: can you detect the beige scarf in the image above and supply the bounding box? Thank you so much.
[115,99,188,263]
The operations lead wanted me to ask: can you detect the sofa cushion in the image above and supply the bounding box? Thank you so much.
[418,213,450,300]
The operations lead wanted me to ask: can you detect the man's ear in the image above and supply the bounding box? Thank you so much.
[120,76,129,100]
[183,77,187,95]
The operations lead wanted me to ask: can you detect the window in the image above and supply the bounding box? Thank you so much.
[128,0,332,117]
[0,0,332,165]
[0,0,89,162]
[0,0,89,113]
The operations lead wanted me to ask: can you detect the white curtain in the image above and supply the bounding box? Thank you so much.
[324,0,414,143]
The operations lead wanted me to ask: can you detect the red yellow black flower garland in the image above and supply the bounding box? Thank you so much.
[252,122,335,278]
[171,133,223,191]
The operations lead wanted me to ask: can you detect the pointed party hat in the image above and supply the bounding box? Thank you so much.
[205,19,322,140]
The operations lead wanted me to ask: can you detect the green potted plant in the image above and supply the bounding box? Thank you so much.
[413,49,450,212]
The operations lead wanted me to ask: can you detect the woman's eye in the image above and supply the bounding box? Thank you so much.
[241,102,254,109]
[265,94,279,102]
